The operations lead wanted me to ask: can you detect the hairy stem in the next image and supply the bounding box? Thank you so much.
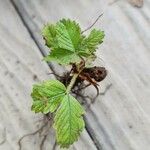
[66,73,79,94]
[66,61,86,94]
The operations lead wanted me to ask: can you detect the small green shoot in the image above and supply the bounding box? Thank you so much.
[31,18,105,148]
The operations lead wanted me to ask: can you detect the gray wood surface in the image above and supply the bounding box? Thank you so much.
[0,0,150,150]
[0,0,55,149]
[0,0,97,150]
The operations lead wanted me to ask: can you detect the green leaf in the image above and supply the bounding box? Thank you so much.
[54,94,85,148]
[81,29,105,54]
[42,19,85,65]
[44,49,81,65]
[42,24,57,48]
[31,80,66,114]
[56,19,82,52]
[42,19,105,65]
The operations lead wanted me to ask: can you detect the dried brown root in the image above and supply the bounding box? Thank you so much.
[75,83,112,107]
[72,83,91,92]
[22,71,110,150]
[90,83,113,103]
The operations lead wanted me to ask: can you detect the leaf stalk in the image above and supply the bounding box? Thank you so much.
[66,73,79,94]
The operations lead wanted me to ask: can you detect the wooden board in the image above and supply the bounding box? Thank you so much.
[11,0,150,150]
[0,0,97,150]
[2,0,150,149]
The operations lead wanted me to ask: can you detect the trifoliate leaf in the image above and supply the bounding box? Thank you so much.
[42,19,105,65]
[54,94,85,148]
[42,24,57,48]
[31,80,66,114]
[81,29,105,53]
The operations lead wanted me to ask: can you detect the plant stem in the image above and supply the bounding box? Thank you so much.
[66,73,79,94]
[66,61,85,94]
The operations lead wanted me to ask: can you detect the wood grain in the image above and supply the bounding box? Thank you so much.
[0,0,97,150]
[2,0,150,149]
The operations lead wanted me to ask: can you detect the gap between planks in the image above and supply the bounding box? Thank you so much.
[10,0,57,75]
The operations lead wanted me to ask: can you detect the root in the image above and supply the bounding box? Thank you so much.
[75,83,112,107]
[26,71,110,150]
[82,13,103,33]
[90,83,113,103]
[18,114,53,150]
[48,70,111,105]
[40,134,49,150]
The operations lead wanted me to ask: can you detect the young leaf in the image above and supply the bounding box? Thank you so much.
[31,80,66,114]
[42,19,105,65]
[42,19,84,65]
[54,94,85,148]
[32,18,106,149]
[81,29,105,54]
[42,24,57,48]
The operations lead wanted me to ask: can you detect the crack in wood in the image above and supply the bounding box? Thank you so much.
[52,140,57,150]
[84,116,103,150]
[10,0,57,75]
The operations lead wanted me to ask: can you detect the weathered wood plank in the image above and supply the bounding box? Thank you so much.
[0,0,56,149]
[10,0,150,150]
[0,0,97,150]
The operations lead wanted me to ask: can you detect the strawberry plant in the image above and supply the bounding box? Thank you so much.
[31,18,106,148]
